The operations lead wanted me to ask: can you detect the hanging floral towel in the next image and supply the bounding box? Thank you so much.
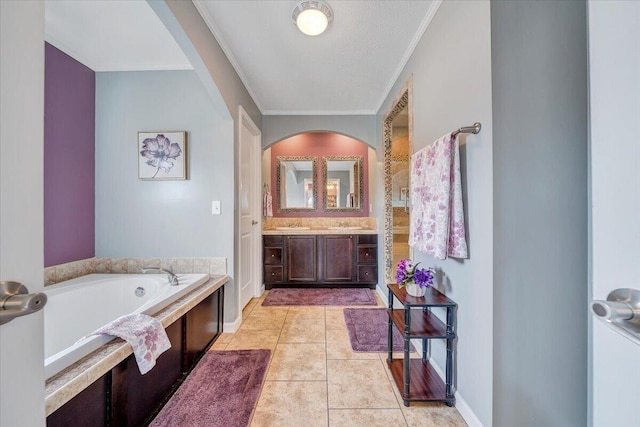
[87,313,171,375]
[408,132,468,260]
[263,191,273,217]
[346,193,355,208]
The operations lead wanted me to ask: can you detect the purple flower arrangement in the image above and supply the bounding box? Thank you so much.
[395,259,435,289]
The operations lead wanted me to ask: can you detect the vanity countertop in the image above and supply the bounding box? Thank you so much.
[263,227,377,235]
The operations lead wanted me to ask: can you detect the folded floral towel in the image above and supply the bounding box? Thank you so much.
[409,132,468,260]
[88,313,171,375]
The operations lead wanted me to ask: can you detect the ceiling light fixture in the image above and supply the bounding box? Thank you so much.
[292,1,333,36]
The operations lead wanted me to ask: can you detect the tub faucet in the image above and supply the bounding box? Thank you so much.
[142,266,179,286]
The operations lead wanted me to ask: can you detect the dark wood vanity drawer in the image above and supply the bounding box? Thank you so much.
[357,245,376,264]
[357,265,377,283]
[264,266,284,283]
[264,247,283,265]
[264,235,283,246]
[357,234,377,245]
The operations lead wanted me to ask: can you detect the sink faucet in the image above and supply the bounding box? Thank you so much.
[142,266,179,286]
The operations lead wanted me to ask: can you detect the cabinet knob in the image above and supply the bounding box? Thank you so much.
[365,252,369,256]
[271,254,275,257]
[271,272,275,276]
[365,272,369,276]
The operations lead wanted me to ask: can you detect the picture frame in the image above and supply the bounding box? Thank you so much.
[138,131,188,180]
[400,186,408,201]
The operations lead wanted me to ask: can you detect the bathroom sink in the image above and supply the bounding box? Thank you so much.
[328,226,363,230]
[275,226,311,230]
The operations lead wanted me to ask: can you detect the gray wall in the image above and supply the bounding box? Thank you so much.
[95,70,233,264]
[377,2,494,424]
[151,0,261,128]
[263,115,377,148]
[149,0,263,325]
[491,1,588,426]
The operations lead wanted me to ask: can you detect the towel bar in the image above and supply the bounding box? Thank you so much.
[452,122,481,137]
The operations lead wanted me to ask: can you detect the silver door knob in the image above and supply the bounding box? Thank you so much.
[0,281,48,325]
[591,288,640,345]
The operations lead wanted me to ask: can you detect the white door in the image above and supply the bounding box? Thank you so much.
[0,1,47,425]
[589,2,640,426]
[238,106,262,311]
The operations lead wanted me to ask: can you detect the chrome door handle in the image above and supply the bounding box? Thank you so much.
[0,281,48,325]
[591,288,640,345]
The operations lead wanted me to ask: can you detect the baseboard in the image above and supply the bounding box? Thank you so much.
[429,359,484,427]
[223,315,242,333]
[375,285,389,306]
[454,393,484,427]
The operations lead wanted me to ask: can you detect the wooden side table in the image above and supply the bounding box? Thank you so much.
[387,283,457,406]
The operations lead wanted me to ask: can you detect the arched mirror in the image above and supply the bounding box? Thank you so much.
[322,155,363,212]
[276,156,318,212]
[383,84,412,283]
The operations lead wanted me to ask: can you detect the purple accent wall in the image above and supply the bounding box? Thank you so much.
[44,43,95,266]
[271,132,369,217]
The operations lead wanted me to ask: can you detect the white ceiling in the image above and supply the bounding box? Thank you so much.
[44,0,191,72]
[195,0,439,115]
[44,0,440,115]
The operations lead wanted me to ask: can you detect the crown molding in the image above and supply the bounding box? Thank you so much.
[45,31,194,73]
[192,0,264,113]
[263,109,377,116]
[375,0,442,113]
[45,32,96,70]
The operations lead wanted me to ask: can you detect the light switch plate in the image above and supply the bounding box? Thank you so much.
[212,201,221,215]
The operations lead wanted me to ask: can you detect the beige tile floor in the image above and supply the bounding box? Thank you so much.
[210,291,467,427]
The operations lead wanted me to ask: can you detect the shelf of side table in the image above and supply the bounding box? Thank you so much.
[387,283,457,407]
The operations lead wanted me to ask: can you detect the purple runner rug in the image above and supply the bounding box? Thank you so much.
[150,349,270,427]
[262,288,377,306]
[344,308,410,352]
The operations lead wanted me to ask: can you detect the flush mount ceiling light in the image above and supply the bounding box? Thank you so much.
[292,1,333,36]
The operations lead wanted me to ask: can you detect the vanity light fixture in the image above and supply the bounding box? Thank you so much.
[292,1,333,36]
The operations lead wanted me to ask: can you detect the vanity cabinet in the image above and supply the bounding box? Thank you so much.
[286,235,318,282]
[356,234,377,284]
[263,234,377,288]
[322,235,355,282]
[264,235,284,284]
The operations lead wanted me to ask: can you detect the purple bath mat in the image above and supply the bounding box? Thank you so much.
[150,349,270,427]
[344,308,410,352]
[262,288,377,306]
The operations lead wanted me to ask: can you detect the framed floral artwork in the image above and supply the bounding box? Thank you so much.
[138,131,187,180]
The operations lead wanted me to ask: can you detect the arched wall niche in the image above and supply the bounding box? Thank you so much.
[263,132,373,218]
[262,115,377,149]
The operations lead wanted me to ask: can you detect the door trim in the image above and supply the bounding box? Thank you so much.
[382,77,413,284]
[237,106,261,316]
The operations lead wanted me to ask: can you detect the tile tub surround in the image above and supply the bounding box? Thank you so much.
[263,217,377,234]
[45,275,228,416]
[44,257,227,286]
